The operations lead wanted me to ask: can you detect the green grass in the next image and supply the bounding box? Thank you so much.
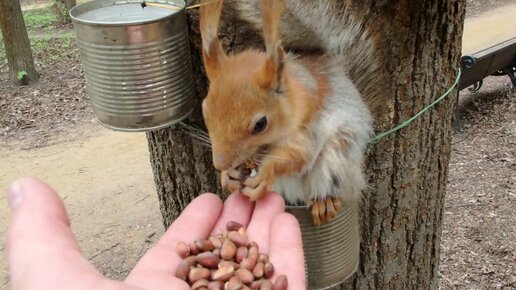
[0,5,77,65]
[31,32,77,63]
[23,7,59,32]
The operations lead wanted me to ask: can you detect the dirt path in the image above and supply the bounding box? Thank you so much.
[462,3,516,54]
[0,125,163,287]
[1,3,515,289]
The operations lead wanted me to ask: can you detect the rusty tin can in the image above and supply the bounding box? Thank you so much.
[70,0,194,131]
[286,201,360,289]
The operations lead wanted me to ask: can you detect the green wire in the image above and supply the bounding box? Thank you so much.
[369,68,462,144]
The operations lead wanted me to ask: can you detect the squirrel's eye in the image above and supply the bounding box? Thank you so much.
[252,117,268,135]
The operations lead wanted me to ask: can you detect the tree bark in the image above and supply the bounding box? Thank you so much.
[146,3,263,227]
[52,0,76,23]
[0,0,39,84]
[61,0,76,10]
[146,0,465,289]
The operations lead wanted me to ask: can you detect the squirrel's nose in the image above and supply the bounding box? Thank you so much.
[213,154,230,171]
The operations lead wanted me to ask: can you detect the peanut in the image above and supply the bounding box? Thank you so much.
[197,252,220,269]
[253,262,264,278]
[228,231,249,247]
[248,244,259,261]
[175,221,288,289]
[226,221,244,231]
[258,254,268,264]
[218,260,240,270]
[176,241,190,258]
[211,265,234,282]
[175,260,190,280]
[191,279,209,289]
[273,275,288,290]
[234,268,254,284]
[225,276,243,290]
[185,255,197,266]
[189,242,200,255]
[209,236,223,248]
[208,281,224,290]
[220,240,237,260]
[235,247,248,263]
[196,238,215,252]
[189,267,211,282]
[249,279,263,290]
[263,263,274,279]
[239,257,257,271]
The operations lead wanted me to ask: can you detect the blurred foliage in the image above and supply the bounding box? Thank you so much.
[51,0,72,24]
[23,6,59,30]
[0,4,77,66]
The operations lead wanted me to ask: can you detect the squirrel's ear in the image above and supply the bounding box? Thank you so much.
[256,46,286,93]
[255,0,286,92]
[200,0,226,80]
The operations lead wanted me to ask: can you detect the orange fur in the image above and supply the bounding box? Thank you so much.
[199,0,226,80]
[255,0,286,92]
[295,55,330,125]
[200,0,331,199]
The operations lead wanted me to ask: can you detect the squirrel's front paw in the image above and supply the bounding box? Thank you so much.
[309,196,342,226]
[221,168,243,193]
[241,163,274,201]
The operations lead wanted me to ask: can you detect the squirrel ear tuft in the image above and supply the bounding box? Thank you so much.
[200,0,226,80]
[255,45,285,93]
[255,0,286,92]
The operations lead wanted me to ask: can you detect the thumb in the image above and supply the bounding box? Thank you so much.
[5,178,104,290]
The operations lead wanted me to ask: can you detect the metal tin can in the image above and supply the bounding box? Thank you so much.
[70,0,194,131]
[286,202,360,290]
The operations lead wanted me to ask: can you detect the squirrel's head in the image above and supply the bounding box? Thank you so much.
[199,0,288,171]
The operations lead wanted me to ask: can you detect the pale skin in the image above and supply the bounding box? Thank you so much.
[4,178,306,290]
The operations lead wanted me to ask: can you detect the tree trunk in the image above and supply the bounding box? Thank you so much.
[0,0,39,84]
[146,0,465,289]
[51,0,75,24]
[61,0,76,10]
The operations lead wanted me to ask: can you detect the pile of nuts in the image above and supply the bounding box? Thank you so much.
[175,221,288,290]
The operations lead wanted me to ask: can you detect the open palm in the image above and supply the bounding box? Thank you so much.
[5,178,305,290]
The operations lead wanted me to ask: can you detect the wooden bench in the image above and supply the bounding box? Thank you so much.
[459,36,516,91]
[454,36,515,131]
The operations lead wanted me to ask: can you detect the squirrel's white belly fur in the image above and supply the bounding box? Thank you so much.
[229,0,377,205]
[272,60,373,205]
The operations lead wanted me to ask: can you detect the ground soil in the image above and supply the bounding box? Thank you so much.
[0,2,514,289]
[465,0,515,17]
[439,82,515,290]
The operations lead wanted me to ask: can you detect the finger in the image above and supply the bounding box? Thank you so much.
[269,213,305,290]
[5,178,104,290]
[246,192,284,253]
[128,193,223,279]
[210,191,254,235]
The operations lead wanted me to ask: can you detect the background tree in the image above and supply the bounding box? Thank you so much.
[52,0,76,23]
[146,0,466,289]
[0,0,39,84]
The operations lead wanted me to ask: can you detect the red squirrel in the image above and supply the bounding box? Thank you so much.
[199,0,376,225]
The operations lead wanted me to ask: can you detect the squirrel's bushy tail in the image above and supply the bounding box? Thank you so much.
[228,0,385,118]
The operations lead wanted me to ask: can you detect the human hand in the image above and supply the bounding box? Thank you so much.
[4,178,305,290]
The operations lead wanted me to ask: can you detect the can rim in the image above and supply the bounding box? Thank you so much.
[94,107,193,132]
[69,0,185,26]
[285,204,309,210]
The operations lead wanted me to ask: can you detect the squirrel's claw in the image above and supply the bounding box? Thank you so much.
[221,170,242,193]
[242,180,268,201]
[309,196,342,226]
[241,162,273,200]
[227,168,241,180]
